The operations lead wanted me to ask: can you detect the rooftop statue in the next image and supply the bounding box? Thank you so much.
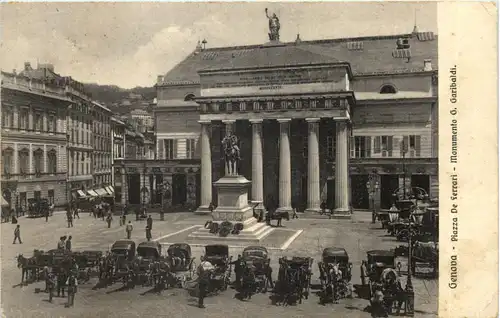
[265,8,280,42]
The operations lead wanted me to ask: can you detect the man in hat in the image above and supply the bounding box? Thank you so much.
[65,272,78,307]
[67,210,73,228]
[106,212,113,228]
[13,224,22,244]
[66,236,72,252]
[145,225,152,241]
[146,215,153,230]
[46,269,57,303]
[57,267,67,298]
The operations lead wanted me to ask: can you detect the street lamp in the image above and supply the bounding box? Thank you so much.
[366,173,379,223]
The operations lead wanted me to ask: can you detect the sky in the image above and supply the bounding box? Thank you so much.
[1,2,437,89]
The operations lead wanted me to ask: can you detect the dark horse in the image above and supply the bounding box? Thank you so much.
[273,259,306,306]
[17,254,39,285]
[266,209,290,227]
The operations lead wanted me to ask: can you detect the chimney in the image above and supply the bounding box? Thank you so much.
[295,33,302,45]
[24,62,32,71]
[424,59,432,71]
[157,75,164,84]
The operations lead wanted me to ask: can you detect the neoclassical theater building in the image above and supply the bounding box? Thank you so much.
[146,26,438,214]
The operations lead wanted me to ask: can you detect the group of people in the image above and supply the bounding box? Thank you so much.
[43,266,79,307]
[57,236,73,251]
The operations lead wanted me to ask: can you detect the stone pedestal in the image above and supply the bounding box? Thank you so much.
[188,175,273,244]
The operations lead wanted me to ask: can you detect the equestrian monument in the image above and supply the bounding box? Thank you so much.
[188,132,273,245]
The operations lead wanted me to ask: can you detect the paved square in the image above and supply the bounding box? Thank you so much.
[1,212,437,318]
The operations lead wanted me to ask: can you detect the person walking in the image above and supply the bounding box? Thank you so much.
[66,236,72,252]
[45,207,50,222]
[74,207,80,219]
[67,210,73,228]
[106,212,113,228]
[13,224,22,244]
[65,273,78,307]
[126,221,133,239]
[145,225,152,241]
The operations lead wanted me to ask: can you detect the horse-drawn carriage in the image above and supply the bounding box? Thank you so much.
[109,240,136,285]
[318,247,353,304]
[203,244,232,293]
[356,250,406,314]
[240,246,272,294]
[273,256,313,305]
[409,241,439,277]
[166,243,196,288]
[135,241,162,286]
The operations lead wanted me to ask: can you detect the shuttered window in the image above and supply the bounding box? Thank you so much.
[374,136,393,157]
[158,139,164,159]
[164,139,177,159]
[353,136,372,158]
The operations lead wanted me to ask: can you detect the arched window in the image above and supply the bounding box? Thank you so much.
[380,85,397,94]
[184,94,196,101]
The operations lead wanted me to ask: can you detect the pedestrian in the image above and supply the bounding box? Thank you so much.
[106,212,113,228]
[147,215,153,230]
[66,236,72,252]
[13,224,22,244]
[197,256,214,308]
[135,208,139,221]
[45,207,49,222]
[47,270,56,303]
[74,207,80,219]
[57,236,65,250]
[65,272,78,307]
[57,268,67,297]
[43,266,51,292]
[126,221,133,239]
[230,255,243,287]
[145,225,152,241]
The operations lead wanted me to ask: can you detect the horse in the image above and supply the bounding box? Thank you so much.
[16,254,39,284]
[275,260,306,306]
[240,263,257,300]
[266,210,290,227]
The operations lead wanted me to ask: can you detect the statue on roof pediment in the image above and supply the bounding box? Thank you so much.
[265,8,280,42]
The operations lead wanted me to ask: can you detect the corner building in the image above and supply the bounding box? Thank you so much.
[155,30,438,213]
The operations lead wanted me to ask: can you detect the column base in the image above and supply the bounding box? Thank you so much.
[195,205,212,215]
[333,208,352,219]
[305,207,321,214]
[276,207,293,214]
[252,201,267,222]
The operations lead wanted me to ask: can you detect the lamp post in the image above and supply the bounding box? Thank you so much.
[141,163,148,217]
[366,173,379,223]
[160,180,171,221]
[401,139,408,199]
[405,196,416,316]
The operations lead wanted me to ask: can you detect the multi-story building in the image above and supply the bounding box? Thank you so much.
[130,109,154,129]
[91,101,113,189]
[1,70,68,209]
[148,26,438,215]
[111,117,126,204]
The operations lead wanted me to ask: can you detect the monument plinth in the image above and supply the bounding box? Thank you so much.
[188,132,273,245]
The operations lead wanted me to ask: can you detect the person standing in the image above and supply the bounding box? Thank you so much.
[65,273,78,307]
[47,270,56,303]
[145,226,152,241]
[197,256,214,308]
[12,224,22,244]
[147,215,153,230]
[57,236,65,250]
[45,207,50,222]
[106,212,113,228]
[66,236,72,252]
[67,210,73,228]
[126,221,133,239]
[57,268,67,298]
[74,207,80,219]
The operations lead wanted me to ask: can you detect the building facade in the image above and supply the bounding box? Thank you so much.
[150,28,438,213]
[91,101,113,188]
[1,71,68,209]
[130,109,154,128]
[111,116,126,204]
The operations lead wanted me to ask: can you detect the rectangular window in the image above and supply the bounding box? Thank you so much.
[48,150,57,174]
[34,113,42,131]
[164,139,177,159]
[326,136,336,160]
[402,135,421,157]
[1,107,13,128]
[374,136,393,157]
[19,150,29,177]
[186,139,196,159]
[2,150,13,175]
[19,108,29,129]
[34,150,43,176]
[353,136,372,158]
[48,115,56,132]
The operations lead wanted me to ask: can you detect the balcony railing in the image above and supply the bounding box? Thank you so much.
[1,171,65,180]
[1,126,66,136]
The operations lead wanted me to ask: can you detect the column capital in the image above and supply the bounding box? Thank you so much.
[305,118,321,123]
[277,118,292,123]
[249,119,263,124]
[222,120,236,124]
[198,120,212,125]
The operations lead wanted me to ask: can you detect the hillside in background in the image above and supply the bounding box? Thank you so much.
[83,83,156,107]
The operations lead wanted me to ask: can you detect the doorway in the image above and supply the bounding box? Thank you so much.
[326,179,335,210]
[127,174,141,204]
[172,174,187,206]
[380,174,399,209]
[351,175,370,209]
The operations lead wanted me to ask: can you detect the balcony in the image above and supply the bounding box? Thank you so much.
[1,127,66,141]
[1,172,66,182]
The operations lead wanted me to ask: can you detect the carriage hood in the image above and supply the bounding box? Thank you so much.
[205,244,229,257]
[242,246,268,260]
[111,240,136,252]
[322,247,349,262]
[137,241,162,258]
[167,243,192,259]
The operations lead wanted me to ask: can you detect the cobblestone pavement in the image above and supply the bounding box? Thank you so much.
[1,212,438,318]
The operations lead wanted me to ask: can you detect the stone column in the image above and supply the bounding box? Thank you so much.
[222,120,235,176]
[121,167,126,205]
[196,120,212,214]
[334,120,350,215]
[305,118,321,213]
[13,143,18,174]
[277,119,292,213]
[29,144,33,175]
[250,119,265,215]
[43,145,47,173]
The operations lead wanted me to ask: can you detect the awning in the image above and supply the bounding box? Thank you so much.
[105,186,114,195]
[77,190,87,198]
[1,196,9,206]
[106,186,114,194]
[95,188,109,197]
[87,190,99,197]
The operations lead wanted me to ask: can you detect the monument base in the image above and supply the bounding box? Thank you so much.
[194,205,212,215]
[187,217,274,245]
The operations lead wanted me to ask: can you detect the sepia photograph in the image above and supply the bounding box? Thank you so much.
[0,2,496,317]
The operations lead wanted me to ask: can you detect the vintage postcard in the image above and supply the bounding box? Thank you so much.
[0,1,497,317]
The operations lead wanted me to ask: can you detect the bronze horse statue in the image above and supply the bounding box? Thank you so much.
[221,133,240,176]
